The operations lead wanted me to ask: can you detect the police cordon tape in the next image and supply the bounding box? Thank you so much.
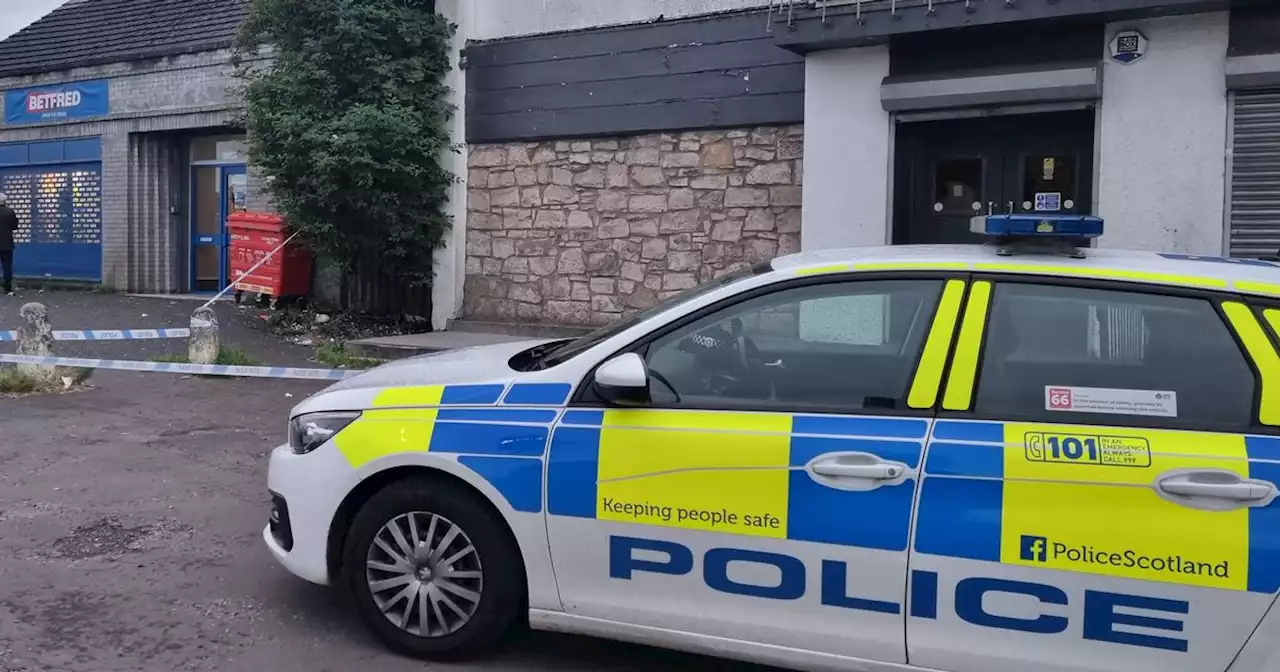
[0,354,359,381]
[0,328,191,342]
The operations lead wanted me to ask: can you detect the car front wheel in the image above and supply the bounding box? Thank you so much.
[343,477,524,660]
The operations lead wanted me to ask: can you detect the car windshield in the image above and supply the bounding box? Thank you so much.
[536,265,767,368]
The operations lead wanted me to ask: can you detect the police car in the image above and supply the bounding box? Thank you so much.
[265,215,1280,672]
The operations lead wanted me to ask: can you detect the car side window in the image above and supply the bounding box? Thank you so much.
[973,283,1256,431]
[643,279,945,412]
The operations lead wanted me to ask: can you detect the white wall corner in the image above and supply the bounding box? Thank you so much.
[433,0,470,330]
[1096,12,1230,255]
[801,45,892,251]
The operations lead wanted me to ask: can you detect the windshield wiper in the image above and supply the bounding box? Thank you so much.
[531,339,576,370]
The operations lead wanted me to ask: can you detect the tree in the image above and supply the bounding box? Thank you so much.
[235,0,457,288]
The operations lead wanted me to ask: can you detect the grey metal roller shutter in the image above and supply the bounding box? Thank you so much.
[1230,89,1280,258]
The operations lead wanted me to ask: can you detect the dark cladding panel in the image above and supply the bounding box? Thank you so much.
[471,92,804,143]
[1230,4,1280,57]
[465,12,783,68]
[470,40,797,92]
[889,20,1105,78]
[469,63,801,116]
[465,10,804,143]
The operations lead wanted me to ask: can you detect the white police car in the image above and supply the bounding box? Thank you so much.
[265,215,1280,672]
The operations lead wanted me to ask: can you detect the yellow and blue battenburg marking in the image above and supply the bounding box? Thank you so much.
[908,279,966,409]
[914,420,1280,593]
[333,382,574,513]
[547,410,928,551]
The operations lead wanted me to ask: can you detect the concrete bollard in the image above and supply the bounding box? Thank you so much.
[17,302,57,386]
[189,306,220,365]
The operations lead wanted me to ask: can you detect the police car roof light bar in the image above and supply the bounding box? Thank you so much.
[971,214,1104,260]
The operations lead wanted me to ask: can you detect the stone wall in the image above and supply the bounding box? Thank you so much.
[464,125,804,326]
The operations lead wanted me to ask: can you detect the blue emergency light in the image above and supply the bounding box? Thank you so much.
[971,214,1103,258]
[970,213,1105,239]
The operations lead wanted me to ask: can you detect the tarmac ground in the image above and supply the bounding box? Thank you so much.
[0,291,778,672]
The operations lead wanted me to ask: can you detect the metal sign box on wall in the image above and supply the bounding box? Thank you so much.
[3,79,109,125]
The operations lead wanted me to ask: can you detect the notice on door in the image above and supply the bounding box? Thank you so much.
[1045,386,1178,418]
[229,173,248,213]
[1034,192,1062,212]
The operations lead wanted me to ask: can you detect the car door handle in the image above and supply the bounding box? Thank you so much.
[1158,477,1269,501]
[1156,471,1275,506]
[811,459,902,480]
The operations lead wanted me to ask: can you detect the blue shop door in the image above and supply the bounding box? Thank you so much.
[0,163,103,282]
[190,164,247,293]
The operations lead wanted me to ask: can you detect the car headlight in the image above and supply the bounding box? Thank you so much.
[289,412,361,455]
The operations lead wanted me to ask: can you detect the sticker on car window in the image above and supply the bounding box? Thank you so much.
[1045,385,1177,418]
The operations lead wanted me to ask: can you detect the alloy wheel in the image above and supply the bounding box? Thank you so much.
[365,511,484,637]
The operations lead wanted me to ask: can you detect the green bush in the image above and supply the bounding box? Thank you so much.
[234,0,457,287]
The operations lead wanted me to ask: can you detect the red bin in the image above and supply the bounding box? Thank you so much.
[227,212,314,300]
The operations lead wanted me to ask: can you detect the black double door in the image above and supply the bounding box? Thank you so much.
[893,109,1096,245]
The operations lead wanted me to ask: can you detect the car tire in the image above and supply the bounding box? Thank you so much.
[342,476,525,661]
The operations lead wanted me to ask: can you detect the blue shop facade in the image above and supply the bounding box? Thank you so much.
[0,0,266,293]
[0,79,109,281]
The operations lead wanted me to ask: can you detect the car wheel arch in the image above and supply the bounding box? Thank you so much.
[325,462,530,606]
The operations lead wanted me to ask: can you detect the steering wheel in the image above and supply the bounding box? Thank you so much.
[728,318,782,401]
[729,318,759,374]
[735,334,751,370]
[647,367,681,403]
[674,318,766,396]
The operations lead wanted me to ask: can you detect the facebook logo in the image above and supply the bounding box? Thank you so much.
[1021,535,1048,562]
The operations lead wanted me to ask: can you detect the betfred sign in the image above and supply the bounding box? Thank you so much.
[4,79,108,125]
[27,90,82,113]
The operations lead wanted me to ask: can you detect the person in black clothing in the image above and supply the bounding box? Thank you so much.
[0,193,17,295]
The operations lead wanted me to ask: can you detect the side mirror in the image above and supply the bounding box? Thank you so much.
[593,353,650,406]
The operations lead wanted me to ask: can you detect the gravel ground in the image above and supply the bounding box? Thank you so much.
[0,291,779,672]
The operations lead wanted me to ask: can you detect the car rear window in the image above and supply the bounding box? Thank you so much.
[973,283,1256,431]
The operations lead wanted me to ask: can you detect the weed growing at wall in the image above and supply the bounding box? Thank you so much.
[234,0,457,287]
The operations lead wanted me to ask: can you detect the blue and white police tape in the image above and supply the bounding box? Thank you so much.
[0,354,359,381]
[0,328,191,342]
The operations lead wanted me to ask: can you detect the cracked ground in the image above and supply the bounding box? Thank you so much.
[0,292,778,672]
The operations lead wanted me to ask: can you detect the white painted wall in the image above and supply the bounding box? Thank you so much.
[433,0,473,329]
[472,0,773,40]
[801,46,892,250]
[1096,12,1230,254]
